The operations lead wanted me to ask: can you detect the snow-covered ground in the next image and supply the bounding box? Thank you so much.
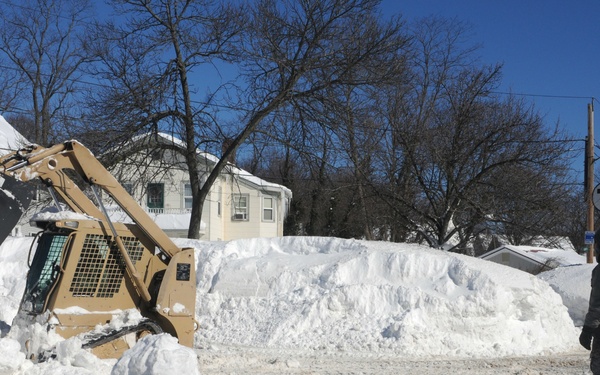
[0,235,594,374]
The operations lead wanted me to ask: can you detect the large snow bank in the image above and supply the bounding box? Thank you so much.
[0,235,584,373]
[186,236,580,358]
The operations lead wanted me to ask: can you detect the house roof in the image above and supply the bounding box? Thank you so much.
[131,132,292,199]
[479,245,587,267]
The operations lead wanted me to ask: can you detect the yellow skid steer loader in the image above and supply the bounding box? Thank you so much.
[0,140,196,360]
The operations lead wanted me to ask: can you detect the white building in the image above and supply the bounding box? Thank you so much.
[107,132,292,240]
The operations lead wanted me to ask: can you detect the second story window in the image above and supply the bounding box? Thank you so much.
[232,194,248,221]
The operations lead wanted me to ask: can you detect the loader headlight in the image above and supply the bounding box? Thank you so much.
[61,221,79,229]
[30,220,49,229]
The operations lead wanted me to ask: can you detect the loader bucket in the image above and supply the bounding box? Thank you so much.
[0,174,35,244]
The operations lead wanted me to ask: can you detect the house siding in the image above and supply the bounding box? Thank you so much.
[206,183,225,241]
[222,180,280,240]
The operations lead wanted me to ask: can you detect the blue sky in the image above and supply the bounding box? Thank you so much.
[384,0,600,176]
[95,1,595,175]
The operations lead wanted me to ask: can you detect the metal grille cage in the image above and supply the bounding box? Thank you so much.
[69,234,144,298]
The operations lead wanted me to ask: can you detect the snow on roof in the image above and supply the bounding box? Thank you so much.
[481,245,586,267]
[0,115,27,156]
[132,132,292,198]
[527,236,576,252]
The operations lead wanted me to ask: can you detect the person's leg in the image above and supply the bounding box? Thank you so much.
[591,336,600,374]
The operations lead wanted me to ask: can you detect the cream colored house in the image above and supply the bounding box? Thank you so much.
[106,133,292,240]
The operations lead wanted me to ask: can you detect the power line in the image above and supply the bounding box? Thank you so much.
[490,90,594,101]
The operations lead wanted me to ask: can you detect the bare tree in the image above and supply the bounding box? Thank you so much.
[312,85,385,240]
[0,0,92,145]
[372,17,576,252]
[86,0,243,238]
[194,0,408,237]
[216,12,577,249]
[89,0,408,239]
[385,71,574,251]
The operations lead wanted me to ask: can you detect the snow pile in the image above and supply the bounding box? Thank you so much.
[0,236,34,334]
[189,237,580,358]
[0,321,112,375]
[538,264,594,326]
[8,311,65,360]
[0,338,29,374]
[112,334,198,375]
[0,235,586,373]
[0,334,114,375]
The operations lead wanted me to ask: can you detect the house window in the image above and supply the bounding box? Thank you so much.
[183,182,193,210]
[147,183,164,213]
[263,196,274,222]
[232,194,248,221]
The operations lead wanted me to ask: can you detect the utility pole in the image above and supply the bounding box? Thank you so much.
[587,102,595,263]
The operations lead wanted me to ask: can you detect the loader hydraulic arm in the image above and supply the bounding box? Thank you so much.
[0,140,181,258]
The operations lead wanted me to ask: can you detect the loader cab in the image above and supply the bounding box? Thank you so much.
[20,217,150,315]
[20,217,108,316]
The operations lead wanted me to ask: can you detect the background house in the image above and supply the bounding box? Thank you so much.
[106,133,292,241]
[478,245,587,275]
